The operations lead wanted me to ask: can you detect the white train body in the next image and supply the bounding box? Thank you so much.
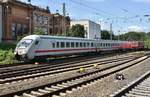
[14,35,127,60]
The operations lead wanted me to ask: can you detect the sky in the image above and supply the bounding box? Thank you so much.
[21,0,150,35]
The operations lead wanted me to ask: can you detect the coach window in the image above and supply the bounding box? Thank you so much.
[80,42,82,47]
[84,43,86,47]
[100,43,102,47]
[52,42,55,48]
[87,43,90,47]
[66,42,70,48]
[91,43,94,47]
[104,43,106,47]
[71,42,74,48]
[57,42,59,48]
[61,42,65,48]
[76,42,79,47]
[107,43,109,47]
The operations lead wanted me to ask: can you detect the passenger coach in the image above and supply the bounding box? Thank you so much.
[14,35,140,61]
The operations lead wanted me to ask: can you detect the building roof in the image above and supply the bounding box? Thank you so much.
[71,19,100,25]
[1,0,50,13]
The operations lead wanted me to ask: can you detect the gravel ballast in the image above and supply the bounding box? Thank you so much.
[61,57,150,97]
[0,55,133,96]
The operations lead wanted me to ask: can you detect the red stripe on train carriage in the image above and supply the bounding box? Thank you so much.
[35,48,96,53]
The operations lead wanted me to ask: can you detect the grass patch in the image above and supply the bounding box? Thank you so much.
[0,43,19,64]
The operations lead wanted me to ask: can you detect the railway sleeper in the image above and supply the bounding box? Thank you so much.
[45,87,57,92]
[131,88,150,94]
[129,91,150,96]
[23,93,36,97]
[125,93,148,97]
[135,86,150,90]
[38,89,50,93]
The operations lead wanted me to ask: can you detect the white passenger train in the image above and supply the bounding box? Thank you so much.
[14,35,127,61]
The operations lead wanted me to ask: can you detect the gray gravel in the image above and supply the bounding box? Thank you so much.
[61,57,150,97]
[0,54,133,96]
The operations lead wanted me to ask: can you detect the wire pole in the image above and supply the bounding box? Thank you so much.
[62,3,66,36]
[110,23,112,40]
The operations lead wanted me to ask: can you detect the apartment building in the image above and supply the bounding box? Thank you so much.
[0,0,70,42]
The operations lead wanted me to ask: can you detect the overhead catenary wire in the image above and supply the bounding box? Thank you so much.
[69,0,115,17]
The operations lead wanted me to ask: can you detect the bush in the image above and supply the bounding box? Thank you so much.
[0,49,19,64]
[34,27,46,35]
[0,50,7,61]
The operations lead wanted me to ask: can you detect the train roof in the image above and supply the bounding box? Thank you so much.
[41,35,94,40]
[22,35,128,43]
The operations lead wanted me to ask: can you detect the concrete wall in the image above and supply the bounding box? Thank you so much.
[0,5,2,42]
[70,20,101,39]
[89,21,101,39]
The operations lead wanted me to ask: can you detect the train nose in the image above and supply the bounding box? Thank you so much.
[15,53,28,61]
[15,53,21,60]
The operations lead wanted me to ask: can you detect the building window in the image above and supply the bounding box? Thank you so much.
[49,28,53,34]
[11,23,17,39]
[22,24,28,34]
[17,24,22,36]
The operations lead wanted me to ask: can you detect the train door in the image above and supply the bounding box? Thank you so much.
[51,40,56,56]
[95,42,98,52]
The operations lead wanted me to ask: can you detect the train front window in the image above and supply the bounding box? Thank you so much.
[18,39,33,48]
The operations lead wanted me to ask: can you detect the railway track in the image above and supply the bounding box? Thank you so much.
[111,68,150,97]
[0,53,120,73]
[1,56,148,97]
[0,52,116,69]
[0,56,134,84]
[0,54,128,73]
[0,51,138,73]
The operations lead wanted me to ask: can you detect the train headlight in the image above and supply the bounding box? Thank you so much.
[14,51,17,55]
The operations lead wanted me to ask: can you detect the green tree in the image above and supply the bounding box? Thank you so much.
[68,24,85,38]
[101,30,115,40]
[33,27,46,35]
[119,31,146,41]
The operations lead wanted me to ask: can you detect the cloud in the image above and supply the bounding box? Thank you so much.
[132,0,150,3]
[127,25,146,32]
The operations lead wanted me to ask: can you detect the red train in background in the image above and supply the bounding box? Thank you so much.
[121,41,144,50]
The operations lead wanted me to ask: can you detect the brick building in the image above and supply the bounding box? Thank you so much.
[0,0,70,42]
